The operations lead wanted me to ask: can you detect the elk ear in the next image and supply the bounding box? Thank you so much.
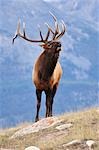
[39,43,44,47]
[39,43,46,48]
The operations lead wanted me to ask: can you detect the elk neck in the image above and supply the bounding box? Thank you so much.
[38,50,60,81]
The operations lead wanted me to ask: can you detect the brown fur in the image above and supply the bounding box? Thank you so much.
[12,13,66,122]
[32,41,63,121]
[33,53,62,91]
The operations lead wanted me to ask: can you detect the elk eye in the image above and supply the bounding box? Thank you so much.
[47,44,52,48]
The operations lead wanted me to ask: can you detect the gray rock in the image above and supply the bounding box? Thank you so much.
[56,123,73,130]
[10,117,62,139]
[63,139,82,147]
[25,146,40,150]
[86,140,96,149]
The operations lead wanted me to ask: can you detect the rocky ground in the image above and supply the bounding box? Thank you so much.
[0,108,99,150]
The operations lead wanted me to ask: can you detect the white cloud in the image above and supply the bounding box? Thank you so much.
[72,69,88,80]
[74,0,99,31]
[43,0,61,2]
[73,27,89,40]
[63,51,92,80]
[63,33,75,51]
[31,10,36,16]
[64,0,78,10]
[78,0,97,20]
[0,34,3,45]
[64,52,91,71]
[62,27,89,53]
[73,0,78,9]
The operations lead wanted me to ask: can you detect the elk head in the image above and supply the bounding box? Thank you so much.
[12,12,66,54]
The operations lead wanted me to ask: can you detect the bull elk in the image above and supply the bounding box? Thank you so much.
[12,12,66,122]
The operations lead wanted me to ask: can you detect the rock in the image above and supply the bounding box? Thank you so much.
[63,139,82,147]
[63,139,97,149]
[40,130,68,142]
[10,117,62,139]
[56,123,73,130]
[25,146,40,150]
[86,140,96,148]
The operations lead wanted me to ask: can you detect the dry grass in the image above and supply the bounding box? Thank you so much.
[0,108,99,150]
[60,108,99,139]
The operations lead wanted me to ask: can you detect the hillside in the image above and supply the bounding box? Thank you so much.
[0,108,99,150]
[0,0,98,128]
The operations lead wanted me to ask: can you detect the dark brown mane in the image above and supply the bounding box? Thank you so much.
[38,50,59,81]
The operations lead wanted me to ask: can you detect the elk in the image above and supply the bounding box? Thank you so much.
[12,12,66,122]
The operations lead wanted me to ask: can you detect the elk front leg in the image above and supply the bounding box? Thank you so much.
[35,89,42,122]
[45,89,52,117]
[50,84,57,116]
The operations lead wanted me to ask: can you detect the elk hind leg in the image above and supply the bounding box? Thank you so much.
[35,89,42,122]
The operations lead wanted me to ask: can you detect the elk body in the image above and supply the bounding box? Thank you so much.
[13,13,66,122]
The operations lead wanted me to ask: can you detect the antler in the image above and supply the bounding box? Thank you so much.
[55,20,66,40]
[12,12,66,44]
[49,12,59,40]
[49,12,66,40]
[12,19,47,44]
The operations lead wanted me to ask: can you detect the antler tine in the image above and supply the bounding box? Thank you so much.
[49,11,57,22]
[49,12,60,40]
[23,22,26,37]
[49,11,59,34]
[61,20,66,33]
[45,27,50,41]
[55,20,66,40]
[44,22,54,41]
[12,19,21,44]
[45,23,54,34]
[12,20,46,44]
[38,25,44,41]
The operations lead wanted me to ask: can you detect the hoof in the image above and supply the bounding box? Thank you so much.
[35,118,39,122]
